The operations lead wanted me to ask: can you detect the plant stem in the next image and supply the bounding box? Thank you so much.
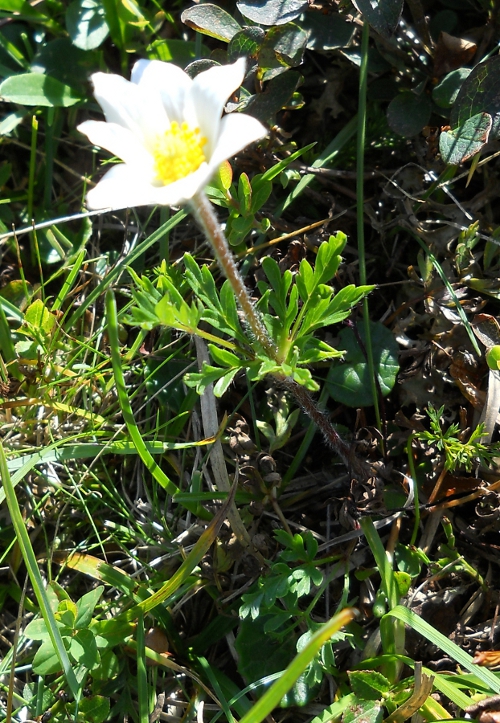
[357,21,382,439]
[282,378,356,473]
[191,190,277,358]
[191,190,368,478]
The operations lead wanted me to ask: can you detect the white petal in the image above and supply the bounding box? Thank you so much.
[85,165,162,210]
[131,59,193,125]
[191,58,247,153]
[77,120,153,172]
[85,163,213,210]
[154,164,214,205]
[90,72,168,146]
[208,112,267,170]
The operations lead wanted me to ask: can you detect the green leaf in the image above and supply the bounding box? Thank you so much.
[73,695,110,723]
[181,4,242,42]
[315,232,346,285]
[296,259,314,301]
[32,639,63,675]
[258,23,308,73]
[298,12,354,50]
[387,91,432,137]
[101,0,144,50]
[24,299,56,335]
[348,670,391,700]
[487,345,500,370]
[393,571,412,597]
[299,284,372,336]
[251,177,272,214]
[184,364,232,395]
[245,70,301,123]
[0,0,45,18]
[343,698,383,723]
[228,26,265,62]
[208,344,241,369]
[228,214,255,245]
[66,0,109,50]
[235,613,297,688]
[25,618,52,640]
[147,38,209,65]
[294,337,343,364]
[281,669,321,707]
[326,321,399,407]
[32,39,92,89]
[439,112,492,164]
[394,544,426,577]
[219,280,242,337]
[262,257,292,315]
[351,0,403,38]
[433,68,471,109]
[0,72,82,106]
[238,172,252,216]
[237,610,356,722]
[450,55,500,139]
[387,605,500,695]
[92,650,120,683]
[75,585,104,628]
[236,0,307,26]
[213,368,240,396]
[56,599,77,627]
[295,233,345,304]
[69,628,100,668]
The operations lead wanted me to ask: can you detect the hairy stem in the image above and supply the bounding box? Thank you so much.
[191,190,277,358]
[281,378,366,477]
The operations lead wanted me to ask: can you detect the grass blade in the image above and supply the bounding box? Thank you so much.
[238,608,356,723]
[388,605,500,694]
[0,440,80,698]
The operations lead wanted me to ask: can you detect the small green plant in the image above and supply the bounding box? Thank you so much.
[205,145,314,249]
[236,530,349,706]
[127,231,372,395]
[417,404,500,472]
[24,583,114,676]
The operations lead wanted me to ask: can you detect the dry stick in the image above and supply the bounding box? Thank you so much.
[194,336,254,551]
[191,191,367,479]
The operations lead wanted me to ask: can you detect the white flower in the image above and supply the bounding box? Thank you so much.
[77,57,267,210]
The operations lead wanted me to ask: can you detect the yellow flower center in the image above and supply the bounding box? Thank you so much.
[153,121,207,186]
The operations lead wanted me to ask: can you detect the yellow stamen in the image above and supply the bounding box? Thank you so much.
[153,121,207,186]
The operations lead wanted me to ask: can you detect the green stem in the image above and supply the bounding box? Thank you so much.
[0,442,80,698]
[28,114,38,267]
[105,290,208,517]
[357,21,382,437]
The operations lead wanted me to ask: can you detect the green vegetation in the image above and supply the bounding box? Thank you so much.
[2,0,500,722]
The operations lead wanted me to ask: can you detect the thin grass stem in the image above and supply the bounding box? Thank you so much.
[357,21,382,437]
[105,289,209,518]
[0,441,80,699]
[28,114,38,266]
